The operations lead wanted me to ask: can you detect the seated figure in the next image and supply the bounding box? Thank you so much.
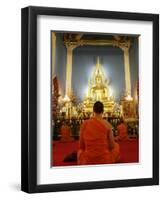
[115,119,128,141]
[60,121,74,142]
[83,57,115,113]
[78,101,120,165]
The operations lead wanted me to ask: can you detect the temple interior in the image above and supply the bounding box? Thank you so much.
[52,32,139,166]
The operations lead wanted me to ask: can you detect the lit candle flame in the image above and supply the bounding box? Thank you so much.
[63,94,70,102]
[125,95,133,101]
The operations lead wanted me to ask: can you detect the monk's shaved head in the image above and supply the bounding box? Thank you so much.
[93,101,104,114]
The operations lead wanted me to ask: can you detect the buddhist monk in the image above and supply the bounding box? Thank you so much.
[115,119,128,141]
[78,101,120,165]
[60,121,74,142]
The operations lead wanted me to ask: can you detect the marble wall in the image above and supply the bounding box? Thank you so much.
[54,33,138,102]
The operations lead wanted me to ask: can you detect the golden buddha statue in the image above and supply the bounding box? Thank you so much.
[83,57,115,113]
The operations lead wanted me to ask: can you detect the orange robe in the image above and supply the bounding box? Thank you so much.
[78,118,120,165]
[60,125,74,142]
[116,123,128,141]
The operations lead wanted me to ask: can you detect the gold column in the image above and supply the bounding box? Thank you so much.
[65,45,77,97]
[52,32,56,77]
[123,47,131,96]
[119,40,132,97]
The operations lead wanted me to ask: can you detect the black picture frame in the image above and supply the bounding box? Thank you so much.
[21,6,159,193]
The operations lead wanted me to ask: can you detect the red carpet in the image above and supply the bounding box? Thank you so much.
[52,139,139,166]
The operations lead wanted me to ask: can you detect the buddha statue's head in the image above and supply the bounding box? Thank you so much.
[95,74,102,87]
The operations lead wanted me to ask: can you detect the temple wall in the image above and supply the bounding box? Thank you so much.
[53,34,138,102]
[129,37,139,96]
[72,37,138,101]
[54,33,67,97]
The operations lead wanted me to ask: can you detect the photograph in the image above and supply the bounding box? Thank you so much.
[51,32,139,167]
[21,6,159,193]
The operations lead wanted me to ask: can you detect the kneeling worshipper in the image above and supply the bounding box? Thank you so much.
[115,119,128,141]
[78,101,120,165]
[60,121,74,142]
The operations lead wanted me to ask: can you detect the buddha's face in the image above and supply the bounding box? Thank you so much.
[95,76,102,85]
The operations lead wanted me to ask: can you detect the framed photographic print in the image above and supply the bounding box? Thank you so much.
[21,6,159,193]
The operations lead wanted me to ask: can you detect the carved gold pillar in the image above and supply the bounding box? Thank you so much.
[123,47,131,96]
[65,45,77,97]
[52,32,56,77]
[119,40,132,97]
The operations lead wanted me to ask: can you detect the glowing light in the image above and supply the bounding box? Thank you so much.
[109,87,113,97]
[125,95,133,101]
[63,94,70,102]
[85,86,89,97]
